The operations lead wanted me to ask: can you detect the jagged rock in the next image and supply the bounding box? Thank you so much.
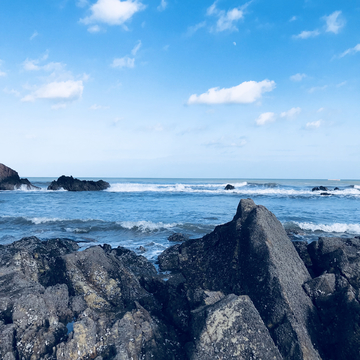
[312,186,329,192]
[47,175,110,191]
[308,237,360,288]
[160,199,322,360]
[0,163,38,190]
[334,187,340,191]
[187,294,283,360]
[168,233,190,242]
[224,184,235,190]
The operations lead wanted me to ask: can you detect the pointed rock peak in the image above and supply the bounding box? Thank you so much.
[233,198,256,222]
[0,163,19,181]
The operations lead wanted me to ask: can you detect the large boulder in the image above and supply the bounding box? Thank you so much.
[188,294,283,360]
[159,198,322,360]
[47,175,110,191]
[0,163,38,190]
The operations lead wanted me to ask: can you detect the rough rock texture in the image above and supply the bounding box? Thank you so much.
[3,200,360,359]
[0,163,38,190]
[168,233,190,242]
[0,237,184,360]
[188,294,283,360]
[159,199,322,360]
[47,175,110,191]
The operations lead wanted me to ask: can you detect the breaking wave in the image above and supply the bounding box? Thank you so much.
[296,222,360,235]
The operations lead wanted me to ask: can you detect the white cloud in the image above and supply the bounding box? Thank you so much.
[90,104,110,110]
[0,70,6,77]
[317,107,324,113]
[293,29,320,39]
[281,107,301,118]
[23,59,41,71]
[188,79,275,105]
[111,56,135,68]
[88,25,101,33]
[289,16,297,22]
[186,21,206,36]
[340,43,360,58]
[131,40,141,56]
[30,31,38,40]
[323,11,344,34]
[255,112,276,126]
[21,80,84,102]
[80,0,145,27]
[206,1,249,32]
[306,120,322,129]
[233,42,236,46]
[290,73,307,82]
[157,0,167,11]
[308,85,327,93]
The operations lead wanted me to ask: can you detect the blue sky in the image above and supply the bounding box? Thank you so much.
[1,0,359,178]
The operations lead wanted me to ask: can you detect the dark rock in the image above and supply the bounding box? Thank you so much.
[224,184,235,190]
[293,240,314,276]
[47,175,110,191]
[308,237,360,288]
[168,233,190,242]
[188,294,283,360]
[334,187,340,191]
[312,186,329,192]
[138,245,146,252]
[320,192,332,196]
[159,199,322,359]
[0,163,38,190]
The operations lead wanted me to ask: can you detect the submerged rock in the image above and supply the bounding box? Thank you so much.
[168,233,189,242]
[224,184,235,190]
[0,163,38,190]
[47,175,110,191]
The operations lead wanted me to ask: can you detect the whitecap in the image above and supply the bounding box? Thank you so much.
[117,220,179,232]
[296,222,360,235]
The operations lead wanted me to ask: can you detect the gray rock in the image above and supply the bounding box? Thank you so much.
[47,175,110,191]
[159,199,322,360]
[188,294,283,360]
[168,233,190,242]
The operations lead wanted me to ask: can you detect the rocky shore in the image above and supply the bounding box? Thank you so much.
[0,164,38,190]
[0,199,359,359]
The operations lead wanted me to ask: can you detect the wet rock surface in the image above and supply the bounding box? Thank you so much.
[1,199,360,359]
[0,163,38,190]
[48,175,110,191]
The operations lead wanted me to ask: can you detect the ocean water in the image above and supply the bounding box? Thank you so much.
[1,178,359,262]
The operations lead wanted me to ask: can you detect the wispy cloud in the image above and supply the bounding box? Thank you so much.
[131,40,142,56]
[293,10,345,40]
[204,136,247,148]
[306,120,322,129]
[111,56,135,68]
[293,29,320,39]
[22,80,84,102]
[323,11,344,34]
[339,43,360,58]
[90,104,110,110]
[157,0,167,12]
[80,0,146,31]
[3,88,20,97]
[290,73,307,82]
[0,70,6,77]
[30,31,38,40]
[255,112,276,126]
[280,107,301,119]
[87,25,101,33]
[111,40,141,69]
[289,16,297,22]
[206,1,250,32]
[308,85,327,93]
[186,21,206,36]
[188,79,275,105]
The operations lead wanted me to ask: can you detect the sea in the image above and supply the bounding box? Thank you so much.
[1,178,359,263]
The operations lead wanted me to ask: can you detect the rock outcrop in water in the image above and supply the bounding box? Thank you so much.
[0,163,38,190]
[1,199,360,359]
[48,175,110,191]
